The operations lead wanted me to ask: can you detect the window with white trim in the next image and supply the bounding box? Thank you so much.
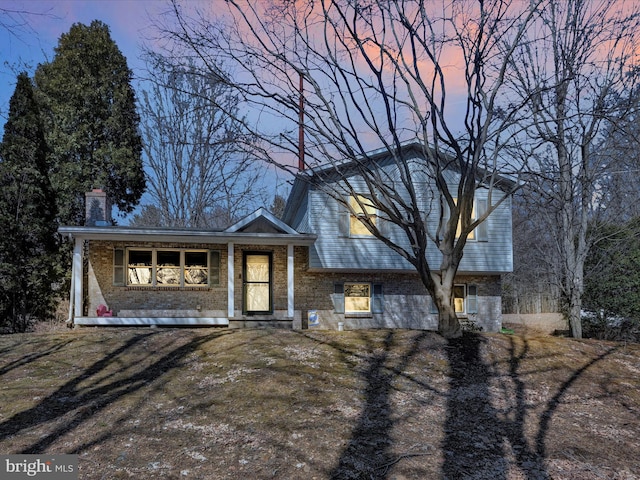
[157,250,181,285]
[334,282,384,314]
[349,195,377,236]
[114,248,219,287]
[453,285,466,313]
[128,250,153,285]
[429,284,478,315]
[185,251,210,285]
[454,198,476,240]
[452,197,488,242]
[345,283,371,313]
[454,284,478,314]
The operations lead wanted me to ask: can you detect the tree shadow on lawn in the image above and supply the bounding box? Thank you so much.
[327,330,433,480]
[0,329,226,454]
[0,338,75,377]
[442,333,621,480]
[442,333,548,479]
[534,340,622,459]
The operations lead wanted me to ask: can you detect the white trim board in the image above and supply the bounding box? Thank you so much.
[74,317,230,326]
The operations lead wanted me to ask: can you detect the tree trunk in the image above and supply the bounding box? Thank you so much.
[438,303,462,339]
[565,263,585,339]
[431,278,462,339]
[568,297,583,339]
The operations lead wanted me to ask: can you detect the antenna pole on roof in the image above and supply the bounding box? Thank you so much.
[298,71,305,172]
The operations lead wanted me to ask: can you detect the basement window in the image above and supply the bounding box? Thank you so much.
[429,284,478,315]
[454,284,478,315]
[345,283,371,313]
[334,283,384,315]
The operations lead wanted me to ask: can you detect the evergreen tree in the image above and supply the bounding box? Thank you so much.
[584,219,640,323]
[34,20,145,225]
[0,72,58,332]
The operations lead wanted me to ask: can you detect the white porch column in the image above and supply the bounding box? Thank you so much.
[227,243,235,318]
[287,244,294,318]
[73,238,83,318]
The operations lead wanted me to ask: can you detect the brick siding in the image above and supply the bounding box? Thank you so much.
[86,241,502,331]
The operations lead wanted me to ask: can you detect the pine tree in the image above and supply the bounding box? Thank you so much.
[34,20,145,225]
[0,72,58,332]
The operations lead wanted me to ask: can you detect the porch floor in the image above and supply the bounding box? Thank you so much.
[74,317,230,326]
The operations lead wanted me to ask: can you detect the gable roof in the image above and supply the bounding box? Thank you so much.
[282,141,517,224]
[59,208,315,245]
[225,207,298,234]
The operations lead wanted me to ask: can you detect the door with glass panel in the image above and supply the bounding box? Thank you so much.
[243,252,272,314]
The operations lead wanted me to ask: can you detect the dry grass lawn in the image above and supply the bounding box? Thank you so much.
[0,327,638,479]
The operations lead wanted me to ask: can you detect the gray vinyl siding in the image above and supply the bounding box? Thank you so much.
[307,175,513,274]
[451,193,513,273]
[421,183,513,273]
[282,148,513,274]
[308,188,415,270]
[287,190,310,233]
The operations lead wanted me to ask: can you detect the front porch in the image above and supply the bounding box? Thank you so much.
[74,307,303,328]
[59,208,316,328]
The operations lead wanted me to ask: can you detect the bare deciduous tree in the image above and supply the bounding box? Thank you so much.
[507,0,640,338]
[503,189,562,315]
[155,0,542,338]
[136,53,263,228]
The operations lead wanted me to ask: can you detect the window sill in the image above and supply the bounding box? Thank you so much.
[124,286,211,291]
[345,312,373,318]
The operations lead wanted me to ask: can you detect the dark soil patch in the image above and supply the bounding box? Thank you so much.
[0,328,638,479]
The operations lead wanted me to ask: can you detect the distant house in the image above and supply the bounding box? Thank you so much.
[59,144,512,331]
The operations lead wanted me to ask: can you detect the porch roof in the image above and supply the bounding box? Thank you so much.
[58,225,317,246]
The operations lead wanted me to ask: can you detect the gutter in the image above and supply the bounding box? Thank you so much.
[57,226,317,246]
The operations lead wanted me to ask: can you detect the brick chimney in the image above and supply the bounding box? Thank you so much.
[85,189,112,226]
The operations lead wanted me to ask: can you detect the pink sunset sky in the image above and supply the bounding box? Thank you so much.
[1,0,480,148]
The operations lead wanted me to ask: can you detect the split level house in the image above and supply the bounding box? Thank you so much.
[59,143,513,331]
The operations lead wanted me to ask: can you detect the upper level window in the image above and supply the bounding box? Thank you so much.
[453,197,488,242]
[116,248,218,287]
[455,198,476,240]
[349,195,376,236]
